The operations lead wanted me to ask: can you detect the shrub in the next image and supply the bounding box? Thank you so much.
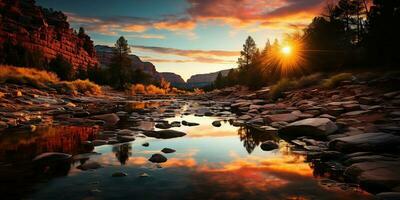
[193,88,205,95]
[64,79,102,95]
[294,73,323,88]
[130,84,146,95]
[269,78,295,100]
[0,65,59,88]
[146,84,166,95]
[322,73,353,89]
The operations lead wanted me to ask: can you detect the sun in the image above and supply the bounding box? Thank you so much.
[281,46,292,55]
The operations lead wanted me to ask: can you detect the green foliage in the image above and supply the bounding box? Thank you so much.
[269,78,295,100]
[322,73,353,88]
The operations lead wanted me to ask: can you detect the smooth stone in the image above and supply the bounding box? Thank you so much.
[161,148,176,153]
[238,115,252,120]
[155,123,172,129]
[142,142,149,147]
[91,113,120,125]
[212,120,221,127]
[260,141,279,151]
[329,132,400,153]
[112,172,128,177]
[278,118,338,138]
[33,152,72,162]
[170,121,181,127]
[117,135,135,142]
[77,161,102,170]
[144,130,186,139]
[182,120,199,126]
[148,153,167,163]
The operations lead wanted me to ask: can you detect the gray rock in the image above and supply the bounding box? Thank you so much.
[278,118,338,138]
[260,141,279,151]
[148,153,167,163]
[329,132,400,153]
[264,113,299,123]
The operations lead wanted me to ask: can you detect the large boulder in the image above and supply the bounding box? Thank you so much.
[264,113,299,123]
[344,160,400,193]
[278,118,338,138]
[328,132,400,153]
[90,113,120,125]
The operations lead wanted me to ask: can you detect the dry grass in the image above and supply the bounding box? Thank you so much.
[130,84,146,95]
[269,78,295,100]
[0,65,102,95]
[322,73,353,88]
[146,84,166,95]
[129,84,167,95]
[0,65,59,88]
[64,79,102,95]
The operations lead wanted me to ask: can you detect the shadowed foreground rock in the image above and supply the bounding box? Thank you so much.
[278,118,338,138]
[329,132,400,153]
[148,153,167,163]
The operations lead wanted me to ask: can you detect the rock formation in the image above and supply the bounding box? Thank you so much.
[0,0,98,69]
[187,69,231,88]
[160,72,186,87]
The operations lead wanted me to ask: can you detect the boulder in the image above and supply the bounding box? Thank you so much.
[91,113,120,125]
[148,153,167,163]
[344,160,400,193]
[33,152,72,163]
[264,113,299,123]
[212,121,221,127]
[278,118,338,138]
[155,123,172,129]
[260,141,279,151]
[329,132,400,153]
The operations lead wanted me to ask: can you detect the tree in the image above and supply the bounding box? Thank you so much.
[214,72,224,89]
[49,55,74,80]
[238,36,258,68]
[108,36,133,89]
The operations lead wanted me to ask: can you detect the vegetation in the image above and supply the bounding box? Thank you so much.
[322,73,354,89]
[129,79,186,95]
[214,0,400,91]
[0,65,102,95]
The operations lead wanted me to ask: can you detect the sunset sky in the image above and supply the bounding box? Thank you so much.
[37,0,327,80]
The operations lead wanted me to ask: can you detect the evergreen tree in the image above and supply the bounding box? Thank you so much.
[214,72,224,89]
[108,36,133,89]
[237,36,258,68]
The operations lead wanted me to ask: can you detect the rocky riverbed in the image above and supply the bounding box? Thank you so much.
[1,77,400,199]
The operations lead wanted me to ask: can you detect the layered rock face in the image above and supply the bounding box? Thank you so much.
[160,72,186,87]
[95,45,161,81]
[187,69,231,88]
[0,0,98,69]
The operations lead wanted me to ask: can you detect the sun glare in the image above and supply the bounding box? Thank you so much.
[281,46,292,55]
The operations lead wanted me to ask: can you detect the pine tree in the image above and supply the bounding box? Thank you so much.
[237,36,257,68]
[109,36,133,89]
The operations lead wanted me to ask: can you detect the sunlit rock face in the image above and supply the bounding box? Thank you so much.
[0,0,98,69]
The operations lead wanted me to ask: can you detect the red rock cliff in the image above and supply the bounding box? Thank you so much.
[0,0,98,69]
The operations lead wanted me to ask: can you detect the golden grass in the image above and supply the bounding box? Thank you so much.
[0,65,102,95]
[0,65,59,88]
[130,84,167,95]
[269,78,295,100]
[322,73,353,89]
[64,79,102,95]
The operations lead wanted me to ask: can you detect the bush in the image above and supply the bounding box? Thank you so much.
[146,84,166,95]
[294,73,323,88]
[64,79,102,95]
[322,73,353,89]
[269,78,295,100]
[0,65,59,88]
[130,84,146,95]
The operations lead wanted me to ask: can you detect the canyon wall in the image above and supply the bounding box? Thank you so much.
[0,0,98,69]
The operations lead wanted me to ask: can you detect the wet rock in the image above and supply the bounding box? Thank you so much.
[148,153,167,163]
[182,120,199,126]
[116,129,135,136]
[33,152,72,163]
[0,121,8,131]
[142,142,149,147]
[144,130,186,139]
[117,135,135,143]
[260,141,279,151]
[270,121,289,129]
[112,172,128,177]
[161,148,176,153]
[319,114,336,121]
[212,120,221,127]
[170,121,181,127]
[155,123,172,129]
[91,113,120,125]
[376,192,400,200]
[232,120,244,127]
[344,160,400,193]
[329,132,400,153]
[279,118,338,138]
[93,140,108,146]
[264,113,299,123]
[77,161,102,170]
[139,172,150,178]
[342,110,370,116]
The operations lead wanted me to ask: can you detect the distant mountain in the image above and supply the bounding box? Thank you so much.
[186,69,231,88]
[160,72,186,88]
[95,45,161,81]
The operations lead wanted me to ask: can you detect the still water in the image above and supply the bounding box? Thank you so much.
[0,102,374,200]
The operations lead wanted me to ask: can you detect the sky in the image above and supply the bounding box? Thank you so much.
[37,0,328,80]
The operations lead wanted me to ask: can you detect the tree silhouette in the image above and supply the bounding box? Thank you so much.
[108,36,133,89]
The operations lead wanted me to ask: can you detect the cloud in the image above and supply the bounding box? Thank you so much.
[133,45,239,57]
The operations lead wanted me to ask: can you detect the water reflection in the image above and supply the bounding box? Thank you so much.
[112,143,133,165]
[237,126,279,154]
